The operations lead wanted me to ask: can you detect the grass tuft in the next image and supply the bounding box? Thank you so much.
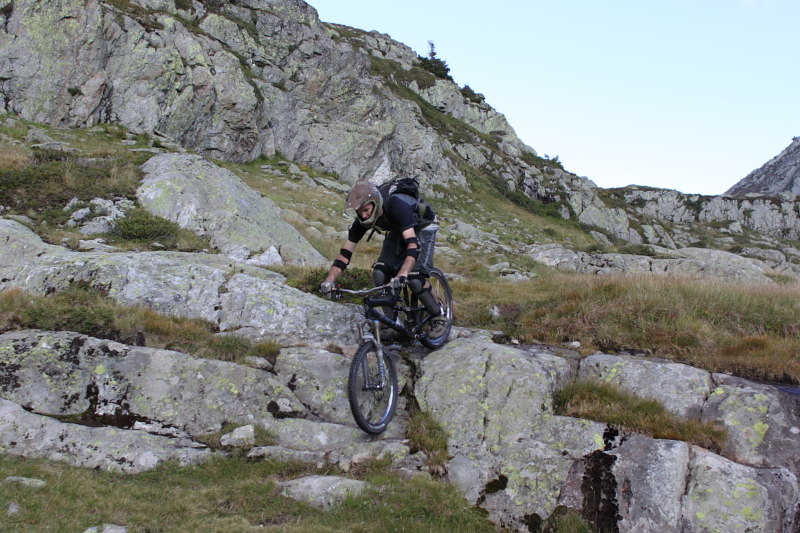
[406,410,450,471]
[555,381,727,452]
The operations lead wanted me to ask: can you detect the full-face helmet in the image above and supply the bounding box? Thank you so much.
[343,180,383,229]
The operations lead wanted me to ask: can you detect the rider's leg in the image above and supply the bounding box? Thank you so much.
[408,224,443,316]
[373,233,401,321]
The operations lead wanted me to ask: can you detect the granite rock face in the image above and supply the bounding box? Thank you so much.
[522,243,774,283]
[726,137,800,197]
[0,219,359,346]
[0,0,531,190]
[138,154,326,266]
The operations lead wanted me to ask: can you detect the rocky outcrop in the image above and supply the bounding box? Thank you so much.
[138,153,326,265]
[0,0,532,189]
[0,398,211,474]
[579,353,800,479]
[2,326,800,530]
[522,243,775,283]
[0,218,358,346]
[0,330,306,434]
[726,138,800,197]
[415,340,800,532]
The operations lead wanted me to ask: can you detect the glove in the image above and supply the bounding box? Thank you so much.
[320,281,334,297]
[390,276,407,291]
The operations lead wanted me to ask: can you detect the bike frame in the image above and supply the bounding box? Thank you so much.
[335,284,435,343]
[334,284,434,392]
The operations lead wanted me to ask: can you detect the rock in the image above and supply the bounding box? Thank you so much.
[0,220,358,346]
[727,137,800,196]
[682,447,798,533]
[578,353,712,419]
[244,356,273,371]
[0,330,307,435]
[415,338,606,530]
[245,245,284,267]
[279,475,367,509]
[5,501,20,516]
[558,436,800,533]
[220,425,255,447]
[81,526,127,533]
[25,127,54,143]
[78,239,120,252]
[0,398,211,473]
[701,374,800,477]
[272,347,354,425]
[2,476,46,489]
[138,154,325,266]
[522,243,774,283]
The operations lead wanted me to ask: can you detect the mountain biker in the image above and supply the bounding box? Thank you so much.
[320,179,448,340]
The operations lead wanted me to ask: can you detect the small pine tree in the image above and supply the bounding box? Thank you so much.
[416,40,452,80]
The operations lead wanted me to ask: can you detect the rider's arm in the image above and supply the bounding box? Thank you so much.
[324,239,357,284]
[396,227,418,279]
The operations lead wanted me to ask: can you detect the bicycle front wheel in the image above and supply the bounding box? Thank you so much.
[348,340,398,434]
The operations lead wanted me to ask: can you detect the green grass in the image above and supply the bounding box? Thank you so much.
[0,455,496,533]
[406,410,450,471]
[555,381,727,452]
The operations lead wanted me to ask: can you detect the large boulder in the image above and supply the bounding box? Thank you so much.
[138,154,326,266]
[557,436,799,533]
[415,339,607,530]
[0,219,359,346]
[0,398,211,473]
[0,330,306,435]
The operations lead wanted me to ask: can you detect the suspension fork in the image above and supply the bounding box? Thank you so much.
[357,319,387,390]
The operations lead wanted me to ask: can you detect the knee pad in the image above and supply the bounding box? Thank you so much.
[407,277,425,294]
[372,261,394,286]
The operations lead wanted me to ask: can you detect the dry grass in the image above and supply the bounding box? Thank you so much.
[555,381,727,452]
[451,273,800,383]
[0,285,280,363]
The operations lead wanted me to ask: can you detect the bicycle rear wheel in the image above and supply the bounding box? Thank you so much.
[348,340,398,434]
[419,268,453,350]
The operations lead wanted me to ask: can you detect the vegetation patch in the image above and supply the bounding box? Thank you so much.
[555,381,727,452]
[406,409,450,471]
[0,454,495,533]
[0,285,281,363]
[450,274,800,383]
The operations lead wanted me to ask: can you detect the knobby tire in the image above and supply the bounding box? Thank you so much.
[348,340,398,434]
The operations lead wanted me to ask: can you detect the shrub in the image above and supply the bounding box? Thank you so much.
[460,85,484,103]
[112,208,181,242]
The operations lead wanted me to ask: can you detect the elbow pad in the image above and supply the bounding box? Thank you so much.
[404,246,421,261]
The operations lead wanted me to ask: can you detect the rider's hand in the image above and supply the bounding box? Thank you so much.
[390,276,407,291]
[320,281,334,297]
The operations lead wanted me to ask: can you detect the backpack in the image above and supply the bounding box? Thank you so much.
[368,178,434,240]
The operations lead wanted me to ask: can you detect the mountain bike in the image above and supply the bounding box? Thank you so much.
[331,268,453,434]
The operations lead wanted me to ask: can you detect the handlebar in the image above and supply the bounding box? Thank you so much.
[334,283,392,298]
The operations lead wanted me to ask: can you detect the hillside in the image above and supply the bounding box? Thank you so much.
[1,1,800,532]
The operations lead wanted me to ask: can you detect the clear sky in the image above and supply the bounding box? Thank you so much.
[308,0,799,196]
